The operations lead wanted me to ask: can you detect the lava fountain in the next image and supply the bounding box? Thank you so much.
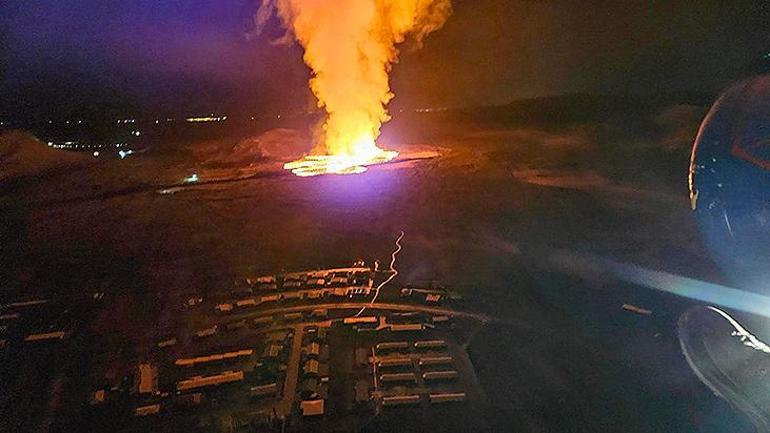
[256,0,452,177]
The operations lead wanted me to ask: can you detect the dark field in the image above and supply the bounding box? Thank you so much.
[0,96,759,432]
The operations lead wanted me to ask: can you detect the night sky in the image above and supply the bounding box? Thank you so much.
[2,0,770,119]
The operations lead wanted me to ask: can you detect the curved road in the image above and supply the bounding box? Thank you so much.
[223,301,494,324]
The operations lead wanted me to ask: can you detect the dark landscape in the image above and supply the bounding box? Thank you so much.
[1,94,762,432]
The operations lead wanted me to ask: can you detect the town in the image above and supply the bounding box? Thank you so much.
[1,261,492,432]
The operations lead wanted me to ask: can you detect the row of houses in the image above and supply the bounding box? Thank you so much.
[216,283,374,314]
[375,340,448,354]
[1,300,66,347]
[0,298,84,351]
[380,392,466,407]
[177,370,244,391]
[342,315,433,333]
[174,349,254,368]
[24,331,66,342]
[245,266,374,293]
[375,355,453,370]
[298,325,330,418]
[105,327,294,419]
[379,370,458,383]
[369,336,468,410]
[131,393,207,417]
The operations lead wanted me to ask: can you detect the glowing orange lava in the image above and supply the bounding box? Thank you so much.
[256,0,451,177]
[283,139,398,177]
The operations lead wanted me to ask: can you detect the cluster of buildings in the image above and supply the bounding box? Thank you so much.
[248,266,374,293]
[297,326,330,418]
[213,267,376,315]
[341,312,450,333]
[354,334,469,412]
[91,328,296,421]
[76,259,481,431]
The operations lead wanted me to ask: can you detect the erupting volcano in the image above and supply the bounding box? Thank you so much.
[256,0,452,177]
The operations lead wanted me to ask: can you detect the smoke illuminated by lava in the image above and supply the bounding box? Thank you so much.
[256,0,452,176]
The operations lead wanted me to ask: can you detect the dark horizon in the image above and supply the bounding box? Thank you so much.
[2,0,769,120]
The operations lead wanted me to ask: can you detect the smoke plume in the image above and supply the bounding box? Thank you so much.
[256,0,452,160]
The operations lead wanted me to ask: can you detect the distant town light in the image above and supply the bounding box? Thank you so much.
[185,116,226,123]
[118,149,135,159]
[184,173,199,183]
[93,151,100,157]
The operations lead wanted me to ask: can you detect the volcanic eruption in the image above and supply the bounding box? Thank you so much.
[256,0,452,177]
